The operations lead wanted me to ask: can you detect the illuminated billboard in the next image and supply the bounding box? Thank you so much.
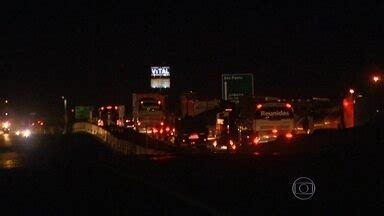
[151,66,171,88]
[151,66,170,77]
[151,78,170,88]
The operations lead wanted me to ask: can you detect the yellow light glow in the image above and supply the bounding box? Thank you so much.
[2,122,10,129]
[213,140,217,147]
[23,129,31,137]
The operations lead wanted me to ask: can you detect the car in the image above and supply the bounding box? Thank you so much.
[212,137,237,152]
[174,118,209,149]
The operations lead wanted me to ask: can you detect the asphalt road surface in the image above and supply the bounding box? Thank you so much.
[0,133,381,215]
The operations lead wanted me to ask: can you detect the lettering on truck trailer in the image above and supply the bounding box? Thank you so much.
[260,110,290,117]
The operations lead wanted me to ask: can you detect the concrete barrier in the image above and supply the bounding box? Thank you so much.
[72,122,166,155]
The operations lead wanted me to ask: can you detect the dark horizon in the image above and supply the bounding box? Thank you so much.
[1,1,383,114]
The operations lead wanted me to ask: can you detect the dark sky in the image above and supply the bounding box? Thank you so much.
[1,1,384,114]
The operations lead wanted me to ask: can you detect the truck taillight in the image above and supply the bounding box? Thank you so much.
[285,132,293,139]
[253,137,260,145]
[189,133,199,140]
[229,140,234,146]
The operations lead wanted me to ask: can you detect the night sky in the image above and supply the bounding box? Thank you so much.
[1,1,383,115]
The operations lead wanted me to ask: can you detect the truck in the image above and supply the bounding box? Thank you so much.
[132,93,166,133]
[343,93,383,128]
[180,94,220,117]
[97,105,125,127]
[236,96,295,146]
[213,104,239,151]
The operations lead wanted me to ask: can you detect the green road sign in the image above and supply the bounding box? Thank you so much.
[75,106,93,121]
[222,73,254,104]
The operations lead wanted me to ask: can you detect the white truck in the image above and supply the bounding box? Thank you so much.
[132,93,166,133]
[238,97,295,145]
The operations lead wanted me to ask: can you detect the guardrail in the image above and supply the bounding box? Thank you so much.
[72,122,167,155]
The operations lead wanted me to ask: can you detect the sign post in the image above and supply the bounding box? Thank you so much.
[221,73,254,104]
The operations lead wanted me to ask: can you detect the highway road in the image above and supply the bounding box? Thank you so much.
[0,133,381,215]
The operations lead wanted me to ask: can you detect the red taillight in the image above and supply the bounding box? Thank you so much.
[285,103,292,109]
[231,145,236,150]
[253,137,260,145]
[229,140,234,146]
[107,106,112,110]
[165,127,170,132]
[285,132,293,139]
[189,133,199,140]
[272,129,278,134]
[257,104,262,109]
[115,106,118,110]
[100,107,104,110]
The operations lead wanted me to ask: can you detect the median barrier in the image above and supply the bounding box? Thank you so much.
[72,122,167,155]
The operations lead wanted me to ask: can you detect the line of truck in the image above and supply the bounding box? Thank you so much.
[73,91,381,151]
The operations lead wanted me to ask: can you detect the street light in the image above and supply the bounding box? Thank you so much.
[61,96,68,134]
